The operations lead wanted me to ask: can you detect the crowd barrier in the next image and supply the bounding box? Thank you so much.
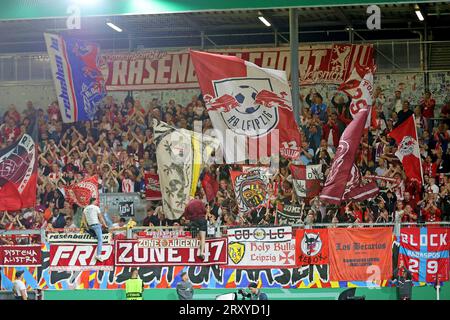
[0,222,449,294]
[2,221,450,243]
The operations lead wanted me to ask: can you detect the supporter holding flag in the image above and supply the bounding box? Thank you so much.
[396,101,414,127]
[183,198,208,260]
[420,90,436,133]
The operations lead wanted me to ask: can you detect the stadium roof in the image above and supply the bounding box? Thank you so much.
[0,2,449,53]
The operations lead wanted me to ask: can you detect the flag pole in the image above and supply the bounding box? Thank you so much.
[411,114,424,184]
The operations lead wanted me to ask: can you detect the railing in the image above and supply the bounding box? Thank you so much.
[2,221,449,244]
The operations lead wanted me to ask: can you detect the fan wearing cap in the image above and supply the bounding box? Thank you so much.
[247,282,268,300]
[12,270,27,300]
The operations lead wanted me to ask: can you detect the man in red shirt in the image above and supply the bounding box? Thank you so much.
[401,204,418,222]
[422,202,442,222]
[420,90,435,133]
[183,198,207,260]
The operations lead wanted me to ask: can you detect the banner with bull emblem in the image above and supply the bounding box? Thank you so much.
[295,229,329,266]
[230,168,270,215]
[190,50,301,163]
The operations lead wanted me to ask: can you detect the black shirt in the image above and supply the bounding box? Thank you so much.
[396,109,414,126]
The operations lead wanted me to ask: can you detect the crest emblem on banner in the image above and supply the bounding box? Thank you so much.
[228,242,245,264]
[398,136,416,156]
[234,169,269,212]
[207,78,282,137]
[301,233,323,257]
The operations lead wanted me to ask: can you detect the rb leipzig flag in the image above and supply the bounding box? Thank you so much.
[388,115,423,185]
[44,33,107,123]
[64,175,100,207]
[190,50,301,163]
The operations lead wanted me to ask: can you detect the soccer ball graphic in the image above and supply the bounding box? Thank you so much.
[232,85,260,114]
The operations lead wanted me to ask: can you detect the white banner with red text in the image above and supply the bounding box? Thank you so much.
[102,44,373,91]
[49,244,114,271]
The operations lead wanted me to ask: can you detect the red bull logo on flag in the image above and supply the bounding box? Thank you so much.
[210,79,280,137]
[191,50,302,163]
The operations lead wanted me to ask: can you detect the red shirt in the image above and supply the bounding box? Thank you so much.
[423,208,442,222]
[183,199,206,221]
[423,162,437,177]
[421,99,435,118]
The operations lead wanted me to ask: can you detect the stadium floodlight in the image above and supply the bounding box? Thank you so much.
[258,12,271,27]
[414,5,424,21]
[106,21,123,32]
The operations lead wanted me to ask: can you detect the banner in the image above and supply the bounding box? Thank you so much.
[227,226,295,268]
[49,244,114,271]
[47,233,112,244]
[103,45,373,91]
[398,227,449,282]
[44,33,107,123]
[191,49,302,163]
[0,132,37,211]
[295,229,329,266]
[276,203,304,225]
[290,164,323,199]
[0,245,42,267]
[230,168,271,215]
[144,173,162,200]
[115,238,227,266]
[153,120,218,220]
[0,245,390,290]
[388,115,423,184]
[118,201,134,217]
[328,228,393,281]
[227,240,296,268]
[227,226,292,242]
[320,64,378,204]
[64,175,99,207]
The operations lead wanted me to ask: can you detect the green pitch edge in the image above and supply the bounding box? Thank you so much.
[44,285,448,300]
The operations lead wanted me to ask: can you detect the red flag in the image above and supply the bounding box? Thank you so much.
[289,164,323,199]
[201,171,219,203]
[0,131,38,211]
[320,65,378,204]
[190,50,301,162]
[64,175,99,207]
[144,173,162,200]
[388,115,423,184]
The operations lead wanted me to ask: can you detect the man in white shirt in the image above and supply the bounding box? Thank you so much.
[428,178,440,194]
[82,198,108,262]
[12,270,27,300]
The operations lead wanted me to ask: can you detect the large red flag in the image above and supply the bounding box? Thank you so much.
[388,115,423,184]
[0,132,38,211]
[190,50,301,163]
[64,175,99,207]
[320,65,378,204]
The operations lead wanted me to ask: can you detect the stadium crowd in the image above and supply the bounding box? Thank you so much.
[0,86,450,244]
